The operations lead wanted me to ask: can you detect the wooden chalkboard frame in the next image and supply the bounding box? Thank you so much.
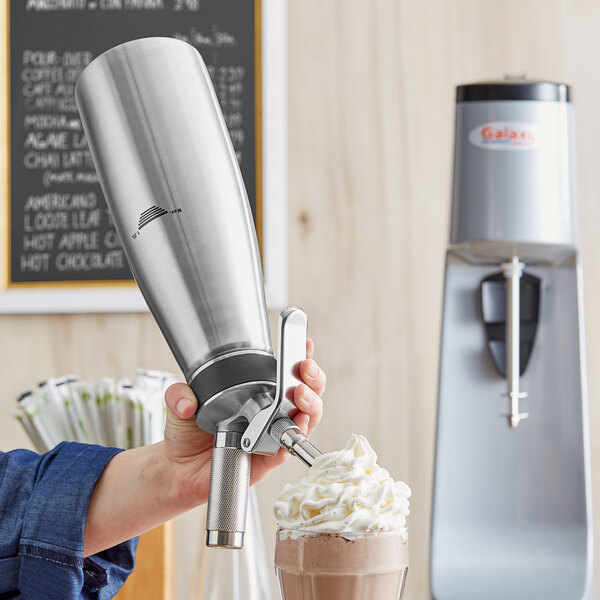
[0,0,287,312]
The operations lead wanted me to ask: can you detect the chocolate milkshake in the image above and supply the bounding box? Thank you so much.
[274,434,410,600]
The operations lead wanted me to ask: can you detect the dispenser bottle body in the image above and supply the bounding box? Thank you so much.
[76,38,275,433]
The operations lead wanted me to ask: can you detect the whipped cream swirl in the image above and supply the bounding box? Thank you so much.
[274,434,410,539]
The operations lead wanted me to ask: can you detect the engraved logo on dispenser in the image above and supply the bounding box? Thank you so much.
[131,205,182,240]
[469,121,539,151]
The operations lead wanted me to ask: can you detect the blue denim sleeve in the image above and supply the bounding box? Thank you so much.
[0,442,139,600]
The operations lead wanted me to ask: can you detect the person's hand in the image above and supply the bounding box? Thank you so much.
[163,339,326,507]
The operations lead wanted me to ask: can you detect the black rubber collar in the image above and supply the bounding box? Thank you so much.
[190,352,276,407]
[457,80,570,103]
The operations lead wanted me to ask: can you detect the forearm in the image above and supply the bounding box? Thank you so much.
[83,442,193,557]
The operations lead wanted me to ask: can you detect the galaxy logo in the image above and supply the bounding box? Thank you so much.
[469,121,539,151]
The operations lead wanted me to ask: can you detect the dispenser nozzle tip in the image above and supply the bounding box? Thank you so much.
[270,417,323,466]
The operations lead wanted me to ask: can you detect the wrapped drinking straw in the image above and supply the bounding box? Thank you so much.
[77,380,105,446]
[62,382,94,444]
[116,379,133,450]
[54,375,87,443]
[95,378,122,448]
[148,387,166,445]
[132,374,153,447]
[118,380,141,450]
[38,377,73,443]
[139,394,154,448]
[15,391,55,452]
[13,391,48,453]
[142,385,167,445]
[136,368,178,444]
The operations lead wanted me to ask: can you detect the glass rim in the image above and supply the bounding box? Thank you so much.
[276,527,408,541]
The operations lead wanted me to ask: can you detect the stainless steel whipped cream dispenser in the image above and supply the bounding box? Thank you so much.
[431,81,593,599]
[76,38,321,550]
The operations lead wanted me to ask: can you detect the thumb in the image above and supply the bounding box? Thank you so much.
[165,383,198,420]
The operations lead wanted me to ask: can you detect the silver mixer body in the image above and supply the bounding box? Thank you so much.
[431,81,593,599]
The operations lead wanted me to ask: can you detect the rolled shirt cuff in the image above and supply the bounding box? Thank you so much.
[17,442,138,598]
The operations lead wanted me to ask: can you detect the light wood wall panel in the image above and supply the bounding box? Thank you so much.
[2,1,600,599]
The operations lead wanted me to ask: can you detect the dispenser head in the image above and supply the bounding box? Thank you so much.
[205,306,323,548]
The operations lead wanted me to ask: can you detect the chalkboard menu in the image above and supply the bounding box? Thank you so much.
[7,0,260,285]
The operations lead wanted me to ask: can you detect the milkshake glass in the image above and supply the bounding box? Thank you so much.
[275,529,408,600]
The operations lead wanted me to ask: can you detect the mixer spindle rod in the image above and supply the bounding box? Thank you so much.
[502,256,529,428]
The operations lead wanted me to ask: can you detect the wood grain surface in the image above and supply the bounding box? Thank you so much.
[2,1,600,599]
[115,522,175,600]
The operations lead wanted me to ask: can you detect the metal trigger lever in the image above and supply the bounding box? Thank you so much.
[242,307,323,466]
